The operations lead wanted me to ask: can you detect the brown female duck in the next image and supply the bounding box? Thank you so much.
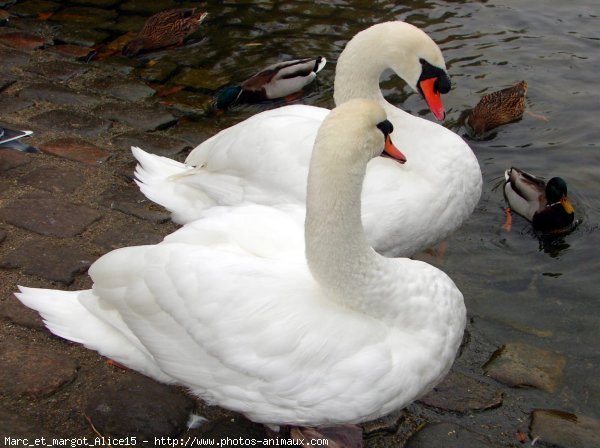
[467,80,528,135]
[123,8,208,56]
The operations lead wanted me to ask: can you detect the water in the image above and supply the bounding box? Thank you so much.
[8,0,600,437]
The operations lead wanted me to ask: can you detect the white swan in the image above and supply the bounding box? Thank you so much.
[134,21,482,257]
[16,99,466,428]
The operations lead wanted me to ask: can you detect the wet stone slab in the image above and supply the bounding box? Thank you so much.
[0,341,79,397]
[112,131,189,157]
[419,371,503,413]
[137,59,178,83]
[18,82,102,107]
[0,228,5,243]
[50,6,118,27]
[54,23,111,47]
[0,94,34,114]
[0,31,48,49]
[0,191,102,237]
[49,43,96,60]
[19,165,86,193]
[99,186,170,223]
[406,422,497,448]
[0,148,31,171]
[0,47,31,69]
[32,109,112,137]
[0,237,97,283]
[85,374,195,438]
[25,60,90,82]
[94,103,178,131]
[483,342,566,392]
[8,0,61,17]
[40,137,110,164]
[530,409,600,448]
[90,78,156,101]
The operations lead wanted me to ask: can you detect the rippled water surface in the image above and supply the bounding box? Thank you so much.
[7,0,600,438]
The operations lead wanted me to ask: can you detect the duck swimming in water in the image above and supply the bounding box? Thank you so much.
[503,167,575,233]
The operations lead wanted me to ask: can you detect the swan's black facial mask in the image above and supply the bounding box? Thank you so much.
[417,59,451,121]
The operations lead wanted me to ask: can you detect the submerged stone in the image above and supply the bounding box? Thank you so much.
[54,23,110,47]
[173,67,231,91]
[119,0,174,15]
[483,342,566,392]
[0,32,47,50]
[530,409,600,448]
[50,6,117,27]
[8,0,60,17]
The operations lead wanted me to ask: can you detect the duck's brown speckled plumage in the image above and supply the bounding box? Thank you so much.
[467,80,528,135]
[123,8,208,56]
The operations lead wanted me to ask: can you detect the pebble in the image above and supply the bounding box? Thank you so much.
[95,103,178,131]
[0,341,79,397]
[99,186,170,223]
[0,191,103,237]
[40,137,111,164]
[405,422,497,448]
[84,373,195,438]
[483,342,566,392]
[0,31,47,49]
[19,165,86,193]
[419,371,503,413]
[18,82,102,107]
[0,237,96,283]
[530,409,600,448]
[112,131,189,157]
[0,148,31,171]
[32,109,112,137]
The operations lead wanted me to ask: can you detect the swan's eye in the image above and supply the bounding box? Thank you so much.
[376,120,394,137]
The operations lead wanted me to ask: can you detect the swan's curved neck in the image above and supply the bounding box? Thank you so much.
[333,22,423,109]
[305,136,389,313]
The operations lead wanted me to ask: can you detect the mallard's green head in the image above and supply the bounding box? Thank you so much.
[215,86,242,110]
[547,177,574,214]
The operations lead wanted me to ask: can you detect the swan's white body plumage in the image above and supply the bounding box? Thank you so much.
[134,21,482,257]
[16,100,466,427]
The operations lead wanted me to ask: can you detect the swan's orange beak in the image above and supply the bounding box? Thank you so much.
[384,135,406,164]
[419,78,445,121]
[560,195,575,214]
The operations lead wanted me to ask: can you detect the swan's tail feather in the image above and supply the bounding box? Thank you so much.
[132,146,244,224]
[14,286,172,383]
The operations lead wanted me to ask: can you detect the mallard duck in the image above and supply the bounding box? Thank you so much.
[17,99,465,436]
[467,80,528,135]
[122,8,208,56]
[503,167,575,233]
[132,21,482,258]
[215,57,327,110]
[0,126,37,152]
